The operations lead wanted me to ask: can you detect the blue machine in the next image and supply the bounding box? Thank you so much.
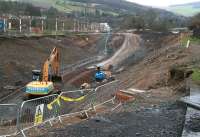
[0,20,4,32]
[95,70,106,82]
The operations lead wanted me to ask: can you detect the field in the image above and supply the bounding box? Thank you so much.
[168,5,200,16]
[29,0,118,16]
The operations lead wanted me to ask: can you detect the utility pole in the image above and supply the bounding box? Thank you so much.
[90,23,93,32]
[77,20,80,32]
[85,3,88,32]
[19,18,22,33]
[29,18,32,33]
[3,18,6,32]
[79,22,81,32]
[41,19,44,32]
[73,19,76,32]
[82,22,84,32]
[81,23,84,32]
[62,22,65,31]
[8,22,12,30]
[87,20,90,31]
[55,18,58,32]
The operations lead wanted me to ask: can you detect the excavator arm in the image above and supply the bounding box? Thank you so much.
[42,47,61,82]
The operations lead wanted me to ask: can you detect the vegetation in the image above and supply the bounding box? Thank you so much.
[167,2,200,17]
[0,0,188,31]
[0,1,41,16]
[181,36,200,46]
[192,68,200,83]
[172,13,200,47]
[189,13,200,38]
[121,9,186,31]
[168,5,200,16]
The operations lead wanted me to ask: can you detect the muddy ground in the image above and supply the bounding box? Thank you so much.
[0,35,99,87]
[0,34,124,100]
[35,31,200,137]
[1,31,200,136]
[41,102,185,137]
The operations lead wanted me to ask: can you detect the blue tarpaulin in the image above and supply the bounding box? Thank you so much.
[0,20,4,31]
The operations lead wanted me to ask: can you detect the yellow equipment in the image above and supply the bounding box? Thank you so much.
[25,47,61,96]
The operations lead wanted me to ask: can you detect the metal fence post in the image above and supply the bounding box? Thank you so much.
[16,94,59,134]
[0,104,18,136]
[94,80,119,105]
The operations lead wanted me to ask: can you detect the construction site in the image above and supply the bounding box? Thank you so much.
[0,0,200,137]
[0,29,198,137]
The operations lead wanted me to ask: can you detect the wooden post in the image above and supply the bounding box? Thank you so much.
[186,40,190,48]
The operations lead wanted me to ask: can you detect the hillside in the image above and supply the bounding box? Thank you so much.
[22,0,181,17]
[0,0,187,30]
[167,2,200,16]
[21,0,148,15]
[16,0,188,29]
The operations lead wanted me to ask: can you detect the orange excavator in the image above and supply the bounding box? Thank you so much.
[25,47,61,98]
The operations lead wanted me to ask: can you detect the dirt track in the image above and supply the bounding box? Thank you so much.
[98,33,141,68]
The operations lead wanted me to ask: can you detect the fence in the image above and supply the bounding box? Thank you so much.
[0,81,120,137]
[94,80,119,105]
[58,89,94,115]
[0,16,110,38]
[0,104,18,136]
[61,56,100,75]
[17,94,59,131]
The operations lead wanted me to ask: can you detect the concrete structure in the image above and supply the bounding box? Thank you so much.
[100,23,111,32]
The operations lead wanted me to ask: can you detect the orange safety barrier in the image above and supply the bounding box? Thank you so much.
[115,90,135,102]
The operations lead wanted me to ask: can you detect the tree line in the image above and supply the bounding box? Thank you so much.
[0,1,41,16]
[120,9,188,31]
[190,13,200,37]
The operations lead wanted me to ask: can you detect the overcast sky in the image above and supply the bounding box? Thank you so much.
[126,0,200,7]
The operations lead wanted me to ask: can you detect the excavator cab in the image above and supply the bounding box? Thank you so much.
[32,70,41,81]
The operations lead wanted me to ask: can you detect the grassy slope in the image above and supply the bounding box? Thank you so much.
[167,2,200,17]
[192,68,200,83]
[168,6,200,16]
[180,35,200,83]
[28,0,118,15]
